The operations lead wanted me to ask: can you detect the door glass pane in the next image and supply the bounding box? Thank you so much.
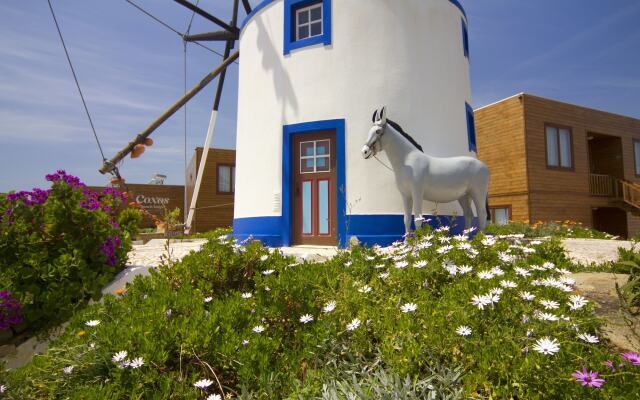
[546,127,559,166]
[301,142,314,157]
[231,166,235,193]
[559,129,572,168]
[301,158,315,173]
[310,22,322,37]
[319,180,329,234]
[302,181,312,234]
[316,140,329,155]
[494,208,509,225]
[316,156,330,172]
[218,166,231,192]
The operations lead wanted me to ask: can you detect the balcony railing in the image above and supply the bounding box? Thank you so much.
[589,174,619,197]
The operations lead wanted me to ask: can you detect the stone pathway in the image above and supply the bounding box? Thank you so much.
[561,238,636,265]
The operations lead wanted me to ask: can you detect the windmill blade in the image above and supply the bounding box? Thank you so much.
[184,30,238,42]
[173,0,238,34]
[213,0,239,111]
[241,0,252,14]
[99,50,239,174]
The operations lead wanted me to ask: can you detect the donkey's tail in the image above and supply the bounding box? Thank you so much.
[485,198,491,221]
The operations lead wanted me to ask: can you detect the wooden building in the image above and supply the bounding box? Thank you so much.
[186,147,236,233]
[475,93,640,238]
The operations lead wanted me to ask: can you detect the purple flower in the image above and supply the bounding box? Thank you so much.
[0,291,23,331]
[46,170,86,189]
[80,199,101,211]
[571,368,605,388]
[602,360,615,371]
[621,352,640,366]
[98,236,122,266]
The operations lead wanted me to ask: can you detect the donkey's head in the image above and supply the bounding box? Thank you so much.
[362,107,387,159]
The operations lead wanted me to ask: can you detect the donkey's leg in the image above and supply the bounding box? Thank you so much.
[412,185,424,231]
[402,193,413,236]
[458,195,473,230]
[471,191,488,231]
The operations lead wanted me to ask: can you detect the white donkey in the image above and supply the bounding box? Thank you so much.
[362,107,491,234]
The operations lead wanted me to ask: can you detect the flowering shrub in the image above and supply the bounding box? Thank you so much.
[0,170,141,336]
[0,291,22,331]
[486,220,615,239]
[3,228,640,398]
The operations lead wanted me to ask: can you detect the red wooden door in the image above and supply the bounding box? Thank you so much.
[292,131,337,245]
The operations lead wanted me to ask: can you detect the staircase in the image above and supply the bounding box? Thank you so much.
[590,174,640,216]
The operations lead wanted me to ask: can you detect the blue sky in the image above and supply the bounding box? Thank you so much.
[1,0,639,192]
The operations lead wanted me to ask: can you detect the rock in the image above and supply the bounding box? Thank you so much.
[0,344,17,358]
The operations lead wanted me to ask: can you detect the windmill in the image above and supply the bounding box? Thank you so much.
[97,0,252,233]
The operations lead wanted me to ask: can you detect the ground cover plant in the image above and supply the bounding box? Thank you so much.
[2,228,639,399]
[486,221,615,239]
[0,170,141,337]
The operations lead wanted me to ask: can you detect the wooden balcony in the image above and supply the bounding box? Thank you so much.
[589,174,620,197]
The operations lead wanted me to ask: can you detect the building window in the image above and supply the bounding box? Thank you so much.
[284,0,332,55]
[300,140,331,174]
[217,165,235,194]
[490,206,511,225]
[461,18,469,59]
[545,124,573,169]
[465,102,477,152]
[634,140,640,176]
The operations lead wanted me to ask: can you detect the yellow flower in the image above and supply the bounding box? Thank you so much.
[114,288,125,296]
[77,330,86,337]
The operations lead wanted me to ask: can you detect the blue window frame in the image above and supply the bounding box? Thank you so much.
[284,0,332,55]
[465,102,477,153]
[461,18,469,59]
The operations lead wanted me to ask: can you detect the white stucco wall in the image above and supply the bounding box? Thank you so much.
[235,0,471,220]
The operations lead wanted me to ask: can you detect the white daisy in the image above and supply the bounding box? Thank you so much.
[417,242,432,249]
[194,379,214,389]
[438,236,451,243]
[395,261,408,269]
[489,287,503,296]
[299,314,314,324]
[458,265,473,275]
[414,260,428,269]
[534,311,559,321]
[436,245,453,254]
[358,285,372,294]
[373,264,386,269]
[365,255,376,261]
[252,325,265,334]
[241,339,250,347]
[207,395,222,400]
[491,267,505,276]
[379,271,389,279]
[435,226,450,232]
[445,265,458,276]
[542,262,555,270]
[481,237,496,246]
[112,351,128,363]
[323,300,337,313]
[559,276,576,286]
[540,300,560,310]
[532,337,560,355]
[456,325,472,336]
[515,267,530,277]
[454,234,468,242]
[458,242,472,250]
[85,320,101,327]
[400,303,417,313]
[530,240,542,245]
[346,318,361,331]
[241,292,253,299]
[0,385,5,393]
[471,294,492,310]
[577,333,599,344]
[259,255,268,262]
[520,291,536,301]
[129,357,144,368]
[204,297,213,303]
[568,295,588,310]
[262,269,275,276]
[477,271,494,280]
[500,280,518,289]
[63,366,74,374]
[463,227,477,234]
[556,268,572,275]
[344,261,353,267]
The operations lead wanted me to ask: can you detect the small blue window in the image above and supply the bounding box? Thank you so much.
[465,103,476,153]
[284,0,332,55]
[461,18,469,59]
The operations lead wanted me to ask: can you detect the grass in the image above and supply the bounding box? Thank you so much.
[1,228,639,399]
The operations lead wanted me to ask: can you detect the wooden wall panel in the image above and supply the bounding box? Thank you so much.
[186,148,236,233]
[475,95,530,221]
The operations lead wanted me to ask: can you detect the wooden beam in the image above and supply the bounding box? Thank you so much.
[183,30,238,42]
[172,0,238,34]
[99,50,240,174]
[241,0,252,14]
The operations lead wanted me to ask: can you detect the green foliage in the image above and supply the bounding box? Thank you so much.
[0,171,141,335]
[617,245,640,309]
[2,229,639,399]
[486,221,615,239]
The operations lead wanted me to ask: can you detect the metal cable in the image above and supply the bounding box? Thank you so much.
[47,0,106,161]
[124,0,237,63]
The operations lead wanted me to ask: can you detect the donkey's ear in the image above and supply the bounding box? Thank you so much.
[372,109,379,123]
[380,106,387,124]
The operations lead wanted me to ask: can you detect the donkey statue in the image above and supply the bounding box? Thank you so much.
[362,107,491,235]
